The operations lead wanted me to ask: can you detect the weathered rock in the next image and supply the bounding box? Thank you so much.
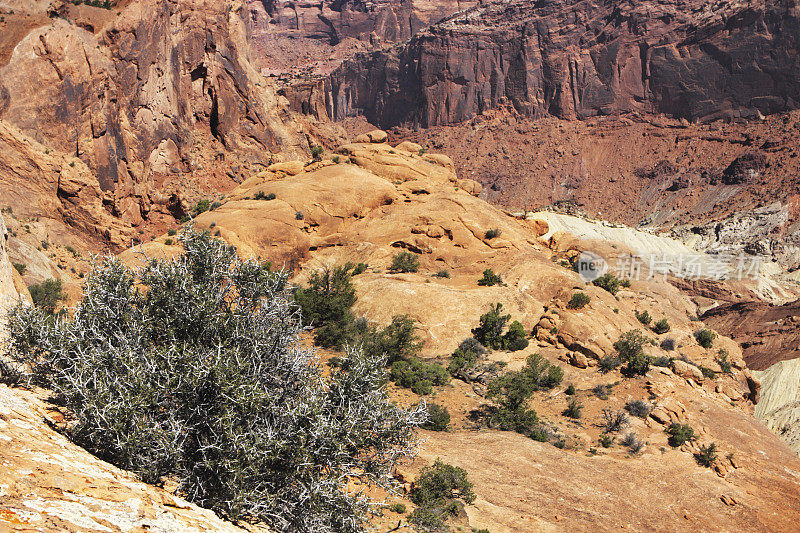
[671,359,705,383]
[329,0,800,126]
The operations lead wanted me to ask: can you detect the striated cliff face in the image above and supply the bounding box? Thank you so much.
[0,0,307,232]
[328,0,800,127]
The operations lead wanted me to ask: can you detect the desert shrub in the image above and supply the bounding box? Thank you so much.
[295,211,305,220]
[310,145,323,160]
[621,432,644,454]
[620,278,631,288]
[635,310,652,325]
[567,292,590,309]
[601,409,629,433]
[448,338,486,375]
[699,366,718,379]
[592,273,621,295]
[625,399,651,419]
[7,226,424,531]
[652,356,672,367]
[167,229,177,236]
[695,329,716,349]
[593,383,611,400]
[599,434,614,448]
[191,199,211,216]
[210,201,222,211]
[614,330,650,376]
[294,264,358,348]
[434,269,450,278]
[472,303,528,351]
[695,443,718,467]
[422,404,451,431]
[40,240,50,250]
[598,355,621,374]
[12,262,26,275]
[565,384,576,395]
[391,357,449,394]
[409,460,475,531]
[484,228,502,240]
[477,268,503,286]
[487,354,562,435]
[652,318,671,334]
[666,423,695,447]
[660,338,676,351]
[388,503,406,514]
[563,398,583,419]
[164,238,173,246]
[365,315,423,364]
[28,278,66,315]
[716,349,732,374]
[390,251,420,273]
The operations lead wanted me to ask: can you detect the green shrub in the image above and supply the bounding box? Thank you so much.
[599,434,614,448]
[484,228,502,240]
[652,355,672,367]
[695,443,718,467]
[294,264,358,348]
[332,156,341,164]
[660,338,675,351]
[487,354,562,435]
[567,292,591,309]
[652,318,670,334]
[565,384,576,395]
[164,238,173,246]
[295,210,305,220]
[391,357,449,394]
[40,240,50,250]
[167,229,177,236]
[716,349,732,374]
[598,355,621,374]
[614,330,651,376]
[563,398,583,419]
[625,399,651,418]
[390,251,420,273]
[699,366,718,379]
[191,199,211,216]
[448,338,486,375]
[12,262,26,275]
[310,145,323,160]
[28,279,66,314]
[388,503,406,514]
[623,351,650,377]
[365,314,423,364]
[622,432,644,454]
[592,273,621,295]
[666,423,695,447]
[695,329,716,349]
[422,404,451,431]
[408,460,475,530]
[635,310,652,325]
[472,303,528,351]
[477,268,503,286]
[593,383,611,400]
[7,227,424,530]
[433,269,450,278]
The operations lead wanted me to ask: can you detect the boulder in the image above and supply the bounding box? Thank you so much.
[671,360,705,382]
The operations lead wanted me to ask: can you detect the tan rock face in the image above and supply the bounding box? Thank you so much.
[0,386,256,533]
[671,359,705,383]
[0,213,23,317]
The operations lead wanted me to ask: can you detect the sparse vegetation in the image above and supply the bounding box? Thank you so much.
[621,432,644,454]
[12,262,26,275]
[167,229,177,236]
[28,279,66,315]
[422,404,451,431]
[310,145,323,161]
[601,409,629,433]
[191,199,211,216]
[391,357,449,395]
[652,355,672,367]
[614,330,650,377]
[625,399,651,419]
[592,273,622,295]
[448,338,486,376]
[695,443,718,467]
[565,384,576,395]
[434,269,451,278]
[477,268,503,286]
[388,503,406,514]
[695,328,716,349]
[593,383,612,400]
[716,349,732,373]
[484,228,502,240]
[598,355,621,374]
[472,303,529,351]
[567,292,591,309]
[666,423,695,447]
[563,398,583,419]
[164,238,173,246]
[6,227,424,530]
[409,460,476,532]
[390,251,420,273]
[635,310,652,325]
[599,434,614,448]
[653,318,670,334]
[295,210,305,220]
[660,338,675,351]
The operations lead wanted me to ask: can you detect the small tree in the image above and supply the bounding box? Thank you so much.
[695,443,718,467]
[409,460,476,530]
[7,226,425,531]
[448,338,486,375]
[666,423,695,447]
[422,404,451,431]
[652,318,671,334]
[472,303,509,349]
[390,251,420,273]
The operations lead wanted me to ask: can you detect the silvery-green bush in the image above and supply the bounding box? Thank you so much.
[6,227,425,531]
